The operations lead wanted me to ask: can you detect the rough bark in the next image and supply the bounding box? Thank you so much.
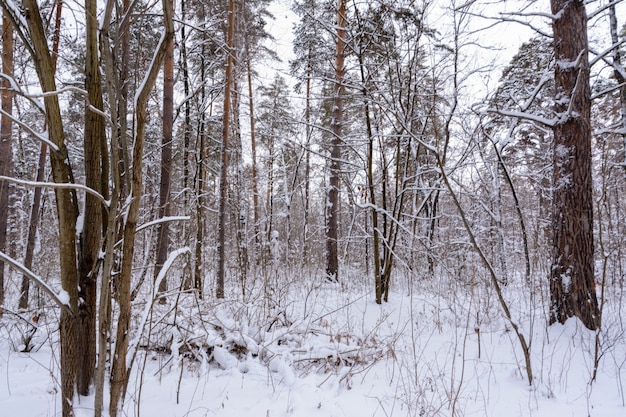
[217,0,236,299]
[94,1,122,412]
[18,145,45,310]
[24,0,80,414]
[607,3,626,175]
[246,45,261,253]
[108,0,174,412]
[76,0,107,396]
[154,19,174,298]
[0,10,13,310]
[326,0,346,282]
[549,0,600,330]
[303,74,312,264]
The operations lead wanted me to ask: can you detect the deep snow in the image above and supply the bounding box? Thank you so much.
[1,278,625,417]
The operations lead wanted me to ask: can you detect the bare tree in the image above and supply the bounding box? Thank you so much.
[76,0,108,396]
[18,0,81,414]
[549,0,600,330]
[108,0,174,412]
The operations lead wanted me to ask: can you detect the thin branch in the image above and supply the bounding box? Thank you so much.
[0,73,46,113]
[135,216,191,233]
[587,0,624,20]
[0,175,109,209]
[590,45,626,79]
[0,108,59,151]
[484,108,557,127]
[0,251,74,315]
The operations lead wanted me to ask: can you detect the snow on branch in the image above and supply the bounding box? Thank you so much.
[0,251,74,315]
[0,109,58,151]
[595,126,626,136]
[0,0,35,54]
[0,73,45,113]
[589,44,626,80]
[0,175,109,209]
[484,108,557,127]
[30,85,88,98]
[587,0,624,20]
[500,9,564,21]
[135,216,191,233]
[126,247,191,370]
[494,14,552,38]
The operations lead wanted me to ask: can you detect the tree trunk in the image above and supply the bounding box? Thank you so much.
[217,0,236,299]
[193,45,207,298]
[108,0,174,412]
[303,74,312,265]
[18,144,46,310]
[353,8,382,303]
[607,3,626,176]
[24,1,80,415]
[181,0,191,208]
[0,10,14,311]
[18,0,65,312]
[549,0,600,330]
[154,19,174,299]
[195,116,205,297]
[232,67,248,292]
[326,0,346,282]
[76,0,107,396]
[95,0,126,411]
[246,45,261,257]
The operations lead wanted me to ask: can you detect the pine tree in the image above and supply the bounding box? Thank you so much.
[549,0,600,330]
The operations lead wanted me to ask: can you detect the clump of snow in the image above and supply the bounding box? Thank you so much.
[56,289,70,306]
[212,346,238,370]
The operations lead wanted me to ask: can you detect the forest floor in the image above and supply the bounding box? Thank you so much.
[1,272,625,417]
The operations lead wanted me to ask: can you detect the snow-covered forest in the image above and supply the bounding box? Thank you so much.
[0,0,625,416]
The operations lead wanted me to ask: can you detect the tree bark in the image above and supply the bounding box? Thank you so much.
[154,15,174,299]
[0,10,14,311]
[94,0,124,412]
[24,0,80,414]
[607,3,626,176]
[326,0,346,281]
[76,0,107,396]
[549,0,600,330]
[246,44,261,255]
[18,144,45,310]
[108,0,174,412]
[217,0,236,298]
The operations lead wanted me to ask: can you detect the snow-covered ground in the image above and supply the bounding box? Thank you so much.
[1,276,625,417]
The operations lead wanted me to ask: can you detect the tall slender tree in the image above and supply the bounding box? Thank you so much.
[607,3,626,175]
[154,2,175,299]
[549,0,600,330]
[0,9,13,310]
[291,0,331,265]
[217,0,236,298]
[18,0,82,414]
[326,0,347,281]
[108,0,175,412]
[76,0,108,396]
